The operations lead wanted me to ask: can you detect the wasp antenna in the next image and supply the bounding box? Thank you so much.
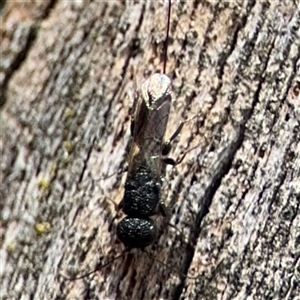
[144,251,197,280]
[163,0,172,74]
[67,252,127,281]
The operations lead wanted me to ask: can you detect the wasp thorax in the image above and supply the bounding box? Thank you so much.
[141,73,172,110]
[116,217,157,249]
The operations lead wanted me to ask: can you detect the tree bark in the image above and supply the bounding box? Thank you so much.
[1,1,300,300]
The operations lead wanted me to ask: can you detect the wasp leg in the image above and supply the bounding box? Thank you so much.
[159,202,170,217]
[92,165,128,182]
[162,157,176,165]
[163,115,197,155]
[159,203,182,234]
[162,122,185,156]
[158,202,194,250]
[130,87,139,137]
[159,203,183,236]
[106,197,123,233]
[101,186,123,215]
[162,116,198,165]
[163,144,199,166]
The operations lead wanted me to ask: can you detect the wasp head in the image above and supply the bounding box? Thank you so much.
[140,73,172,110]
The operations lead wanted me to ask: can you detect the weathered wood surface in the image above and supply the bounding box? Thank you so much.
[1,1,300,299]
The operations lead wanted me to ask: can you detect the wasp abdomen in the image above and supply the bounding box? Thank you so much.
[122,162,161,217]
[116,217,157,249]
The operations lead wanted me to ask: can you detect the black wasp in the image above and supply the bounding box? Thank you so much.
[69,0,194,280]
[116,0,192,251]
[117,72,177,249]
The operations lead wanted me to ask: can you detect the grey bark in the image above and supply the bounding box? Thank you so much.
[1,0,300,300]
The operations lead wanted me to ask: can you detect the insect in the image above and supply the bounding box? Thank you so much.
[68,0,196,280]
[117,73,173,249]
[115,0,192,250]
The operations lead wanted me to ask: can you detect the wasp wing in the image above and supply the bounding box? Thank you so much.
[129,74,172,177]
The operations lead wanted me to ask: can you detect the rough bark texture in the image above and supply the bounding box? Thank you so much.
[1,1,300,300]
